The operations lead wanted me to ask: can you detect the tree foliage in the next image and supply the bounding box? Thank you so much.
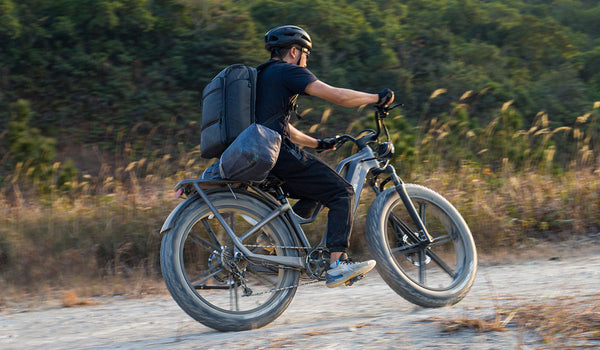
[1,0,599,170]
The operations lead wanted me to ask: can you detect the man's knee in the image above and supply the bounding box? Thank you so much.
[341,182,355,199]
[293,199,318,218]
[325,182,354,207]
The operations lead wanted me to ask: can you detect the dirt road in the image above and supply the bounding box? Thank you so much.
[2,249,599,350]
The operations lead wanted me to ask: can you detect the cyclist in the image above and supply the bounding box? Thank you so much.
[257,25,394,287]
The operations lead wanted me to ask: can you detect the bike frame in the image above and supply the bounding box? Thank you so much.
[163,128,432,272]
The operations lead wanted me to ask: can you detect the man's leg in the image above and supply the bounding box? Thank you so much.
[330,252,344,264]
[271,143,375,287]
[271,142,354,254]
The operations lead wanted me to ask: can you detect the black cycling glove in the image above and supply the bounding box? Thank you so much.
[377,88,394,107]
[316,136,338,151]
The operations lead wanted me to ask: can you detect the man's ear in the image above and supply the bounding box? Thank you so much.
[290,47,299,59]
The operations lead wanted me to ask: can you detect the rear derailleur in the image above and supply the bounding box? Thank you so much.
[215,246,253,296]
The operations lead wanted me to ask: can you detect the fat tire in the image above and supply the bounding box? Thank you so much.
[366,184,477,307]
[161,190,300,331]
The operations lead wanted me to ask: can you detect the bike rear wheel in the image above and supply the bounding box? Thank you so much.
[160,190,300,331]
[366,184,477,307]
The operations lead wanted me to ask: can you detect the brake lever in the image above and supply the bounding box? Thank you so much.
[375,102,404,119]
[388,102,403,110]
[336,138,348,148]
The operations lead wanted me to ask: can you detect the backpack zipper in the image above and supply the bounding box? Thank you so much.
[248,65,256,124]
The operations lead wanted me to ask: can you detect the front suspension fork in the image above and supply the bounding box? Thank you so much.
[380,165,434,244]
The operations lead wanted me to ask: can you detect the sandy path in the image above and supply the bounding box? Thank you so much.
[2,254,599,350]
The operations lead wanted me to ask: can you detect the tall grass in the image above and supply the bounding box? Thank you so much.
[0,132,211,294]
[1,96,599,299]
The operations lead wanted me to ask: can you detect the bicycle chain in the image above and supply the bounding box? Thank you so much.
[249,278,322,296]
[245,244,306,250]
[238,244,323,297]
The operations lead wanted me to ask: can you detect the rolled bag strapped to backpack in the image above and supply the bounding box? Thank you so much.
[200,61,281,182]
[218,123,281,181]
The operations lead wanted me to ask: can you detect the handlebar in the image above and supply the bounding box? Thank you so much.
[333,103,403,149]
[318,102,403,153]
[333,134,357,148]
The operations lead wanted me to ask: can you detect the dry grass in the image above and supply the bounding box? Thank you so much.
[301,331,331,337]
[424,295,600,348]
[424,313,513,333]
[509,297,600,345]
[61,290,102,307]
[2,163,600,306]
[1,102,600,308]
[0,276,167,312]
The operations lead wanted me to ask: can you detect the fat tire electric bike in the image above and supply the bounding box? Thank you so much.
[160,104,478,331]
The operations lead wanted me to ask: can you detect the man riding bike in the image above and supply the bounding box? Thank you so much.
[257,25,394,287]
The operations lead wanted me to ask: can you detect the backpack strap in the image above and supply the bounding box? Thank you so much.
[255,60,300,126]
[256,59,277,73]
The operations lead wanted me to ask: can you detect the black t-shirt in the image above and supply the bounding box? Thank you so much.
[255,59,318,138]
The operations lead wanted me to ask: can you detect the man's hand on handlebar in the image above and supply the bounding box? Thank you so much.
[377,88,395,107]
[316,136,339,152]
[314,89,394,153]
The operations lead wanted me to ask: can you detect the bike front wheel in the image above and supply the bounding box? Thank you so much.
[366,184,477,307]
[160,190,300,331]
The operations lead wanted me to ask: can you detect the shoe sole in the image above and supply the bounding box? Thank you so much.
[326,262,376,288]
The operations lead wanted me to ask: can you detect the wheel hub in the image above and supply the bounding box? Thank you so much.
[215,247,247,273]
[401,234,431,266]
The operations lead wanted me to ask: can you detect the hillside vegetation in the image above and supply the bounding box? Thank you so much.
[1,0,599,293]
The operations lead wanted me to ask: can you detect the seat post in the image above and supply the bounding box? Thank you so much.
[272,186,287,203]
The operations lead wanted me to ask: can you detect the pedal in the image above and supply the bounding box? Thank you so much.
[345,274,366,286]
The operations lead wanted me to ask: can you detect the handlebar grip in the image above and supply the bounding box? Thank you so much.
[377,88,394,107]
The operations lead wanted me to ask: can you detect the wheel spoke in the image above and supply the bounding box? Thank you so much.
[190,266,225,286]
[189,232,219,252]
[194,284,233,290]
[389,212,420,243]
[201,218,222,248]
[418,202,427,226]
[390,243,420,255]
[426,248,457,278]
[229,274,240,311]
[227,213,235,233]
[430,233,453,247]
[246,265,278,287]
[418,249,426,284]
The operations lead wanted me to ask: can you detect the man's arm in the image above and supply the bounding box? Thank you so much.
[304,80,379,107]
[294,80,394,149]
[288,124,319,148]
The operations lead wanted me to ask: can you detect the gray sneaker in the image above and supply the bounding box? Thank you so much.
[325,259,376,288]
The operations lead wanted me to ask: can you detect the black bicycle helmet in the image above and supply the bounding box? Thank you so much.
[264,25,312,51]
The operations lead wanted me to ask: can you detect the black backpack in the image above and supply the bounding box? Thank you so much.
[200,62,275,159]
